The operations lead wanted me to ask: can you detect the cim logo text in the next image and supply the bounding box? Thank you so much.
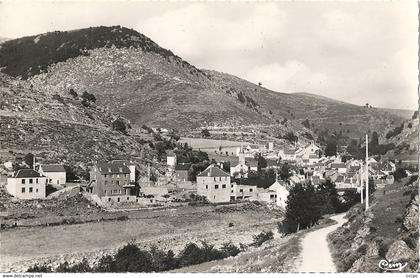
[378,259,408,271]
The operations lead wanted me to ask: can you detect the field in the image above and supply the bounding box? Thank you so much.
[180,137,248,150]
[0,202,282,272]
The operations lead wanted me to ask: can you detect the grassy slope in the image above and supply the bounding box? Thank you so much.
[328,177,419,272]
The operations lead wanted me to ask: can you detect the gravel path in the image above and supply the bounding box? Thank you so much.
[297,213,347,273]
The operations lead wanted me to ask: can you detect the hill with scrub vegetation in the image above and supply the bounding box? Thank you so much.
[0,26,411,140]
[0,72,168,177]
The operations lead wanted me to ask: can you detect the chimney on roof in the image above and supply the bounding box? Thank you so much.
[33,155,36,171]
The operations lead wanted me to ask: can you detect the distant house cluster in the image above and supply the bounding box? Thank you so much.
[3,136,399,209]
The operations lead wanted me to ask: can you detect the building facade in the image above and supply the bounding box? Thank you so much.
[38,164,66,185]
[88,161,136,202]
[6,169,47,199]
[197,165,231,203]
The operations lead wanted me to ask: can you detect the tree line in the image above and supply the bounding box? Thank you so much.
[279,180,360,234]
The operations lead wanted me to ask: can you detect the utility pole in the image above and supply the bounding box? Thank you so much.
[359,165,363,204]
[365,133,369,211]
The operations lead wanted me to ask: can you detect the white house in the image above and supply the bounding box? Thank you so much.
[166,152,177,167]
[268,180,291,208]
[6,169,47,199]
[257,188,277,204]
[301,142,321,160]
[38,164,66,185]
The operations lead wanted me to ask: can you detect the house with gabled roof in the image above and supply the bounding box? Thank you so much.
[6,169,47,199]
[197,165,231,203]
[174,163,192,181]
[88,160,137,203]
[268,180,291,208]
[38,164,66,185]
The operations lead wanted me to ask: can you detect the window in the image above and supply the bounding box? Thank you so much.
[21,187,25,193]
[239,189,243,193]
[231,190,233,193]
[116,174,120,178]
[29,187,33,193]
[116,180,120,185]
[231,184,234,188]
[36,178,38,184]
[36,189,38,193]
[205,185,208,189]
[21,179,25,184]
[249,188,253,192]
[222,184,226,188]
[219,177,222,181]
[215,184,219,189]
[127,197,129,201]
[104,174,107,178]
[104,190,107,195]
[108,198,111,202]
[214,177,216,182]
[117,197,120,202]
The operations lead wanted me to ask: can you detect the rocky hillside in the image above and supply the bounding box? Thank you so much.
[0,26,411,136]
[0,72,157,172]
[382,111,418,161]
[328,177,419,272]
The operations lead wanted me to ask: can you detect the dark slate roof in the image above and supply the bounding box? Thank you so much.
[230,161,241,167]
[96,162,131,174]
[40,164,66,173]
[14,169,44,178]
[175,163,192,171]
[335,175,345,182]
[266,159,279,167]
[284,148,298,155]
[197,166,230,177]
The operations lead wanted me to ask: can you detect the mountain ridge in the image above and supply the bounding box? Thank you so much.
[0,26,411,141]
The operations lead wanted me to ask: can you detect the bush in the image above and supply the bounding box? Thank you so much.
[112,118,129,135]
[113,242,154,272]
[201,128,210,137]
[56,258,92,272]
[220,241,241,257]
[27,264,52,272]
[385,124,403,139]
[237,92,246,103]
[250,231,274,247]
[69,88,78,98]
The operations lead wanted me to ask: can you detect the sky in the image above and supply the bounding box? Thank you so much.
[0,1,418,110]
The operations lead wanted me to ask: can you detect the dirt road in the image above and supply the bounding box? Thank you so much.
[297,213,347,272]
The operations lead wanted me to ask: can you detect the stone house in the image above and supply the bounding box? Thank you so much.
[6,169,47,199]
[88,161,137,203]
[197,165,231,203]
[174,163,192,181]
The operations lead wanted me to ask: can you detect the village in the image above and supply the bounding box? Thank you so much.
[1,128,410,211]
